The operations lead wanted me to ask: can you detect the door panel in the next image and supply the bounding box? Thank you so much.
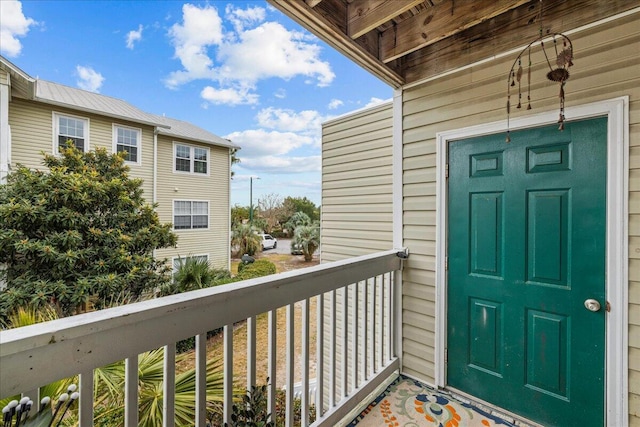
[447,118,607,427]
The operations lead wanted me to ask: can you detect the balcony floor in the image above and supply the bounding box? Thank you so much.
[346,375,520,427]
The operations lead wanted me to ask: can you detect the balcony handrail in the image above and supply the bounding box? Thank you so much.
[0,249,404,399]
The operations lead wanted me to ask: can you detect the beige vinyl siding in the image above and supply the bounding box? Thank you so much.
[0,69,8,85]
[154,135,230,269]
[320,103,394,404]
[7,98,154,196]
[321,102,394,262]
[401,13,640,423]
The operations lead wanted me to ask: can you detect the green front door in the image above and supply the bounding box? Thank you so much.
[447,118,607,426]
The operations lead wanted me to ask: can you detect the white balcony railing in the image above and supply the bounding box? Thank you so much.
[0,249,406,426]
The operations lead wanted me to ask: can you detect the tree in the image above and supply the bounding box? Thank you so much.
[230,148,240,179]
[282,197,319,223]
[231,205,250,228]
[257,193,289,234]
[292,225,320,262]
[231,224,262,256]
[0,145,177,320]
[284,211,311,234]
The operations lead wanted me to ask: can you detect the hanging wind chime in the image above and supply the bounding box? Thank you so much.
[506,0,573,142]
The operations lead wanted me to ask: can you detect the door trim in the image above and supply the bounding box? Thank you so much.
[434,97,629,426]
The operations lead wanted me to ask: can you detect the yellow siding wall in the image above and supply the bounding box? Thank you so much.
[154,135,230,269]
[321,102,394,261]
[401,13,640,423]
[320,102,394,403]
[7,98,230,270]
[7,99,154,196]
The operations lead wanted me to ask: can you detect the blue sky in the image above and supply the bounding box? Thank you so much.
[0,0,392,207]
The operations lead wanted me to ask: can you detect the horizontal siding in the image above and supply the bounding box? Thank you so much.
[154,135,230,269]
[8,99,154,196]
[321,102,394,263]
[401,12,640,424]
[8,98,230,271]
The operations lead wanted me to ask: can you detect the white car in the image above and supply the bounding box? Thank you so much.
[260,234,277,250]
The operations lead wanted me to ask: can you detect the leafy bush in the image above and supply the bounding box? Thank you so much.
[231,224,262,256]
[0,144,177,320]
[292,225,320,262]
[235,260,277,281]
[157,257,231,297]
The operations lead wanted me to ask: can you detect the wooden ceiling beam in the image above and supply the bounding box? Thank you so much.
[380,0,531,63]
[348,0,425,39]
[402,0,639,84]
[305,0,323,8]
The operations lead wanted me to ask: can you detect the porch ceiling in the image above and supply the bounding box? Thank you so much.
[268,0,638,88]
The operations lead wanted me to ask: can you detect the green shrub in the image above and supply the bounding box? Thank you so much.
[235,260,277,281]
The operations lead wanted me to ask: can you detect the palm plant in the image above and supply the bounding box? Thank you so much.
[157,257,231,297]
[93,349,227,426]
[292,225,320,262]
[231,224,262,256]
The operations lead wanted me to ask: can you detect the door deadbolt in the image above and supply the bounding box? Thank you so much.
[584,299,601,312]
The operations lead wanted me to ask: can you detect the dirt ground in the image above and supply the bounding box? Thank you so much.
[190,252,320,389]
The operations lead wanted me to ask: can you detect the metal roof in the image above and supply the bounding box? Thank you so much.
[1,56,236,149]
[153,115,238,149]
[35,80,169,128]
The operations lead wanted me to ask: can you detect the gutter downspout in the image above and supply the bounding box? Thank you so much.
[392,88,404,370]
[152,128,158,260]
[0,74,10,184]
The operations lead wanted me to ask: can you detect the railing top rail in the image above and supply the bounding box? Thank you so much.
[0,249,404,398]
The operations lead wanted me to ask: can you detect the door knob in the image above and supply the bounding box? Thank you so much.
[584,299,601,312]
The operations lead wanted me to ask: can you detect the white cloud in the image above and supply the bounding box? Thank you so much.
[225,5,265,32]
[241,155,321,173]
[76,66,104,93]
[274,88,286,99]
[328,99,343,109]
[126,24,143,49]
[165,3,223,88]
[224,129,314,158]
[364,97,391,108]
[201,85,258,106]
[256,107,328,133]
[216,21,334,87]
[165,4,334,105]
[0,0,37,57]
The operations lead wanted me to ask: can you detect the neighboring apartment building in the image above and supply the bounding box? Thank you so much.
[0,56,237,270]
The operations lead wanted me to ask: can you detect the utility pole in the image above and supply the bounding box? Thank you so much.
[249,176,259,224]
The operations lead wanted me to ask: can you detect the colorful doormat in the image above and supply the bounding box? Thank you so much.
[347,375,518,427]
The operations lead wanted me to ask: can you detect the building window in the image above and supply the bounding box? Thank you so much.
[174,143,209,175]
[114,125,141,164]
[54,113,89,152]
[174,200,208,230]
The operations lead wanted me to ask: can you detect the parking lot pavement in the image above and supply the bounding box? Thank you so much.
[266,238,291,255]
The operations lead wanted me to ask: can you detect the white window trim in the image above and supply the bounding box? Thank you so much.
[172,142,210,176]
[52,112,90,154]
[172,199,210,231]
[434,97,629,426]
[171,253,209,274]
[112,123,142,166]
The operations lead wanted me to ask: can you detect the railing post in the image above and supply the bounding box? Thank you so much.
[316,294,325,417]
[267,310,277,419]
[79,370,93,427]
[285,303,295,427]
[301,298,310,427]
[163,343,176,427]
[247,316,256,389]
[124,356,138,427]
[195,334,207,427]
[223,324,233,425]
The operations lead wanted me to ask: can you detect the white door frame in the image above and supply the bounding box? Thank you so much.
[434,97,629,426]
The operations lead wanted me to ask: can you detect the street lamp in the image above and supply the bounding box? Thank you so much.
[249,176,260,224]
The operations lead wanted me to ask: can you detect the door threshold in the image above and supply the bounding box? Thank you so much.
[444,387,544,427]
